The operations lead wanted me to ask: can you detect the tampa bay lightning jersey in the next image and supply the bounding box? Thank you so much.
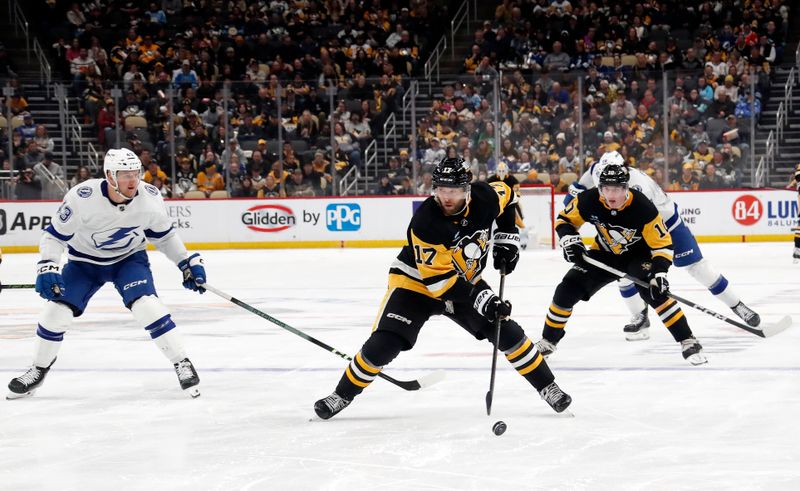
[45,179,177,265]
[576,163,678,228]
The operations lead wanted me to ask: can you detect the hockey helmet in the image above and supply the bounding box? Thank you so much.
[598,164,629,188]
[432,156,472,189]
[104,148,143,195]
[496,162,509,180]
[598,150,625,168]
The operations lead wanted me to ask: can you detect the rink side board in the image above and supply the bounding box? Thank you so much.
[0,190,797,252]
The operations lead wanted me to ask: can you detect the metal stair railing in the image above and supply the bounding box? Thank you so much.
[33,38,52,98]
[9,0,30,63]
[382,112,397,161]
[338,164,359,196]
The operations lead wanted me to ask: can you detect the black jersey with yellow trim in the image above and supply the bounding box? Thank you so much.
[388,181,517,301]
[556,187,674,273]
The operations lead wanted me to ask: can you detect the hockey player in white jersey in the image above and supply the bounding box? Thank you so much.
[7,149,206,399]
[565,150,761,340]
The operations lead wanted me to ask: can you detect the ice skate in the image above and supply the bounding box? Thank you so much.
[623,308,650,341]
[314,392,351,420]
[539,381,572,413]
[732,302,761,328]
[681,337,707,366]
[7,359,56,400]
[793,247,800,264]
[534,338,557,359]
[174,358,200,398]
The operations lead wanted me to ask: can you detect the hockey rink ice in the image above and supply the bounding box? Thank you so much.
[1,242,798,490]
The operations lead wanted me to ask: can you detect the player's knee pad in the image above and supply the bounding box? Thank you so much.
[131,295,176,339]
[553,279,585,308]
[497,319,525,352]
[361,330,405,367]
[685,259,722,289]
[37,302,74,341]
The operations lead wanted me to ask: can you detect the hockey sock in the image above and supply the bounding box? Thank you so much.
[334,330,402,400]
[131,296,184,363]
[686,260,739,307]
[795,231,800,248]
[33,302,73,367]
[153,330,187,364]
[654,299,693,341]
[334,352,383,401]
[619,281,647,315]
[542,303,572,343]
[504,337,554,391]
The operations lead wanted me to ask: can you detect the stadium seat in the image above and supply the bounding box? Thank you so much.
[209,190,230,199]
[124,116,148,130]
[182,191,207,199]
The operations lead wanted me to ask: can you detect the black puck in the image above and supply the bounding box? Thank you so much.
[492,420,507,436]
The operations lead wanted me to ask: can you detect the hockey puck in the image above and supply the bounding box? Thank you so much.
[492,420,507,436]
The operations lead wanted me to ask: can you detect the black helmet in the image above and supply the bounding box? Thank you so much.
[432,157,471,188]
[598,164,629,187]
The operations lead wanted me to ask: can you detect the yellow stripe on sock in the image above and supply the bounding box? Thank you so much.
[549,304,572,316]
[655,299,676,313]
[545,318,566,328]
[518,353,544,375]
[663,310,685,328]
[505,338,532,361]
[345,366,370,388]
[355,352,380,374]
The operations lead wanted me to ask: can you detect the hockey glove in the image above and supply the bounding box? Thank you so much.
[473,288,512,323]
[648,272,669,300]
[492,231,520,273]
[35,261,65,301]
[178,253,206,293]
[559,234,586,265]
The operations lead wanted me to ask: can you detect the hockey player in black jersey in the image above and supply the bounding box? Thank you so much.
[314,157,572,420]
[488,162,529,248]
[536,164,707,365]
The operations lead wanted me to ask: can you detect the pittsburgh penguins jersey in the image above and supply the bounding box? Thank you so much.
[571,163,678,229]
[557,187,674,273]
[42,179,187,265]
[388,181,517,300]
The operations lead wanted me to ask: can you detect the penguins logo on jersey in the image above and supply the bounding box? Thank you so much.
[596,223,641,254]
[452,229,490,281]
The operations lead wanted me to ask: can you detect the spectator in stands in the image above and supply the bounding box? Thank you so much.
[699,163,727,190]
[374,174,396,195]
[671,163,700,191]
[543,41,570,72]
[32,125,54,153]
[417,172,433,195]
[301,161,329,196]
[173,60,198,89]
[69,165,91,188]
[34,152,65,200]
[259,174,284,198]
[285,168,315,197]
[174,157,197,198]
[196,161,224,197]
[228,161,247,197]
[422,139,445,168]
[221,140,247,171]
[15,167,41,200]
[70,48,95,94]
[143,160,168,186]
[8,92,28,115]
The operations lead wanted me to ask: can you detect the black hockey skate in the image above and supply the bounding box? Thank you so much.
[539,381,572,413]
[794,247,800,264]
[314,392,351,420]
[623,308,650,341]
[7,358,56,400]
[732,302,761,327]
[174,358,200,398]
[681,337,708,366]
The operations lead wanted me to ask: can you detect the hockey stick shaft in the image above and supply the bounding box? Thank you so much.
[581,255,767,337]
[201,283,432,391]
[0,283,35,292]
[485,262,507,416]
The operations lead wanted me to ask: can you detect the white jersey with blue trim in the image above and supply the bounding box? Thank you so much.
[574,163,680,230]
[44,179,186,265]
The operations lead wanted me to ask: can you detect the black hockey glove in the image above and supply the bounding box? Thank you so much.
[492,231,520,273]
[559,234,586,265]
[473,288,512,323]
[648,272,669,300]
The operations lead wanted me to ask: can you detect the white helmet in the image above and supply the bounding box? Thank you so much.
[496,161,509,180]
[104,148,142,194]
[592,150,625,187]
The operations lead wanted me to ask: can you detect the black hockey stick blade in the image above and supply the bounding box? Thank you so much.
[581,255,791,338]
[201,283,445,391]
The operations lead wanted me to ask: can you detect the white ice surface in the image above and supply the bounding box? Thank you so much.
[1,243,798,491]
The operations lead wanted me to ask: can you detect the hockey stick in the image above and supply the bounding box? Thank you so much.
[0,282,35,292]
[485,261,506,416]
[581,255,792,338]
[201,283,445,391]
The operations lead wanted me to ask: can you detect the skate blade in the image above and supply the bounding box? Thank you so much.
[6,389,35,400]
[686,355,708,366]
[624,329,650,341]
[184,386,201,398]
